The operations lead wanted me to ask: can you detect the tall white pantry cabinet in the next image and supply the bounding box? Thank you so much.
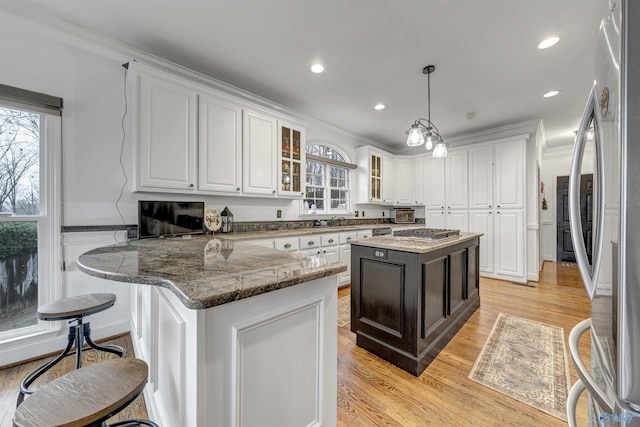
[425,135,527,283]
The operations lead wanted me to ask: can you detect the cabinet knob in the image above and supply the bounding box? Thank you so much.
[236,187,240,191]
[308,241,315,246]
[489,205,492,208]
[497,205,500,208]
[448,206,450,209]
[497,211,500,214]
[284,243,291,249]
[441,206,444,209]
[328,239,334,243]
[346,237,352,241]
[272,190,276,194]
[189,184,194,188]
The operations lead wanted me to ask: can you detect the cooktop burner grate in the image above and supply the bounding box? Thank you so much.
[393,228,460,239]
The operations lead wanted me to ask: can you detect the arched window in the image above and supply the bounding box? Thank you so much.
[305,144,354,213]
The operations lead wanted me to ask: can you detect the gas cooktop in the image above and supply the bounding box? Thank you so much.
[393,228,460,239]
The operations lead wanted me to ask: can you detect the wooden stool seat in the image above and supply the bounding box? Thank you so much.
[13,358,154,427]
[18,293,125,406]
[38,293,117,320]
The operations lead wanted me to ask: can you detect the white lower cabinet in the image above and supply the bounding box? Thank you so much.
[446,210,468,232]
[426,210,446,229]
[470,208,524,282]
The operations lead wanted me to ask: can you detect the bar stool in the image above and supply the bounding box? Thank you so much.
[18,293,126,405]
[13,358,158,427]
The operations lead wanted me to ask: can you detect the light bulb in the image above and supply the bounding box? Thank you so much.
[406,124,425,147]
[425,133,435,151]
[432,141,447,158]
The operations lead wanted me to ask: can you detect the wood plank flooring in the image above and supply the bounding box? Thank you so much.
[337,261,591,426]
[0,261,590,426]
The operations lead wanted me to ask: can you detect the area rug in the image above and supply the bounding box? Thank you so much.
[337,296,350,327]
[561,262,577,268]
[468,313,570,421]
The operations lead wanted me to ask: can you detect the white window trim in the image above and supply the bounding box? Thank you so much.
[0,112,62,346]
[303,145,353,216]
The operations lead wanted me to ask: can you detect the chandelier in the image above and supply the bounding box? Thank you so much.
[405,65,448,158]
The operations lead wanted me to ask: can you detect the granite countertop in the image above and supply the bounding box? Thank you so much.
[77,235,346,310]
[349,232,483,254]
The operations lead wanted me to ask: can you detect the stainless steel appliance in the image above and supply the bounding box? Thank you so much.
[566,1,640,425]
[391,208,415,224]
[393,228,460,239]
[372,227,392,236]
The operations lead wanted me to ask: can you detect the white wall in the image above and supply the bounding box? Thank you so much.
[540,146,593,261]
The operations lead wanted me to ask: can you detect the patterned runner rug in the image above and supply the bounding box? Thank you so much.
[337,296,350,328]
[468,313,570,421]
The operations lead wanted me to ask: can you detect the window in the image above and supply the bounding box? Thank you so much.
[0,86,61,338]
[305,144,352,213]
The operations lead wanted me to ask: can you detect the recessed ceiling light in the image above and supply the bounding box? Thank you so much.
[544,90,561,98]
[537,36,560,50]
[311,64,324,73]
[374,104,385,110]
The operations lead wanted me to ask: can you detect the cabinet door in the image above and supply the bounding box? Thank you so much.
[369,153,382,202]
[382,155,395,204]
[138,73,197,191]
[278,121,305,197]
[242,110,277,195]
[426,210,446,229]
[394,157,413,205]
[322,247,340,264]
[445,150,468,209]
[494,209,524,279]
[446,210,468,232]
[468,146,494,209]
[339,244,352,286]
[413,156,426,205]
[495,140,524,208]
[198,94,242,194]
[469,210,494,274]
[425,157,445,210]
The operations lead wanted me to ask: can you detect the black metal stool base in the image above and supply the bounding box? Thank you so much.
[17,317,125,406]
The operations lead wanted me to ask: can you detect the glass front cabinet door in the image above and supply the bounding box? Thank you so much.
[278,121,306,197]
[370,153,382,202]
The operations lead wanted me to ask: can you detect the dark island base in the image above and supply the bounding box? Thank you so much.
[350,236,481,378]
[356,296,480,376]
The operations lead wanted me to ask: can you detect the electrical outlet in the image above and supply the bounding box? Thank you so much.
[277,209,282,218]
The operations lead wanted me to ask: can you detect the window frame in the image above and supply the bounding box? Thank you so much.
[0,103,62,342]
[304,144,352,215]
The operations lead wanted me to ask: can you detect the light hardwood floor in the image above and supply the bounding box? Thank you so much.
[1,261,590,426]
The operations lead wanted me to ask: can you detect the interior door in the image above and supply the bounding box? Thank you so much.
[557,174,593,262]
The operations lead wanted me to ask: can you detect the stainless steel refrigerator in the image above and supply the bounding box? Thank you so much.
[566,0,640,425]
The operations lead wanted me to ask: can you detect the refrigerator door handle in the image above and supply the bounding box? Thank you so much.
[569,87,606,300]
[567,379,586,427]
[569,318,615,413]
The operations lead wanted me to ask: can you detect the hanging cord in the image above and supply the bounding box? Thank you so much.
[114,64,129,243]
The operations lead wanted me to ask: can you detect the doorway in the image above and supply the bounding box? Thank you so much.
[556,174,593,262]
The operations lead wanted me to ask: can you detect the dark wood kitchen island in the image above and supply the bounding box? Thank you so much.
[350,232,482,376]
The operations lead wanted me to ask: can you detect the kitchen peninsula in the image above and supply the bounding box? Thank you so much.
[350,231,482,376]
[77,235,346,427]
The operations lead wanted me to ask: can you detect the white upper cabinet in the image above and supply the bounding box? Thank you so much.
[198,94,242,194]
[425,157,446,209]
[277,121,306,198]
[382,154,395,204]
[242,109,278,196]
[136,70,198,191]
[445,150,468,209]
[494,140,525,208]
[468,145,494,209]
[394,157,413,205]
[413,156,426,205]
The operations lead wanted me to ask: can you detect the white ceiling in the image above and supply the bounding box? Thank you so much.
[1,0,607,152]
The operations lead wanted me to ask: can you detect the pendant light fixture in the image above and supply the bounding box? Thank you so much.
[405,65,448,157]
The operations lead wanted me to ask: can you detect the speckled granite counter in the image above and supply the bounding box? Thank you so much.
[349,232,483,253]
[77,235,346,309]
[220,223,414,241]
